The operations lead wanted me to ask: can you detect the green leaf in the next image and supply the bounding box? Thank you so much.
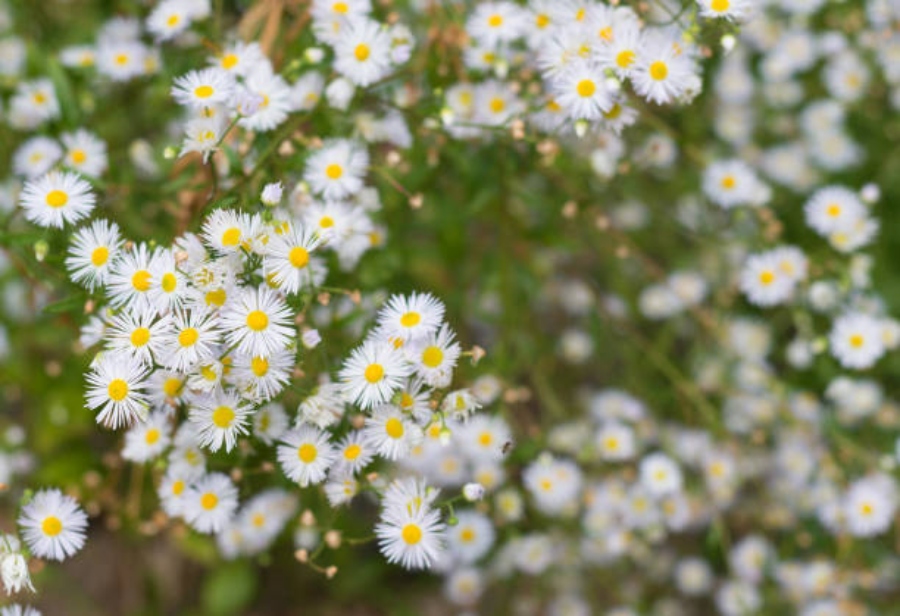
[201,561,257,616]
[42,293,85,315]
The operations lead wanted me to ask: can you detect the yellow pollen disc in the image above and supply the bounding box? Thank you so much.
[132,270,151,292]
[576,79,596,98]
[108,378,129,402]
[721,175,736,190]
[489,98,505,114]
[460,528,475,543]
[205,288,227,306]
[344,444,362,460]
[200,493,218,510]
[115,53,129,65]
[605,437,619,450]
[333,1,349,13]
[46,190,68,208]
[539,479,552,491]
[91,246,109,267]
[320,215,335,228]
[145,428,161,445]
[599,26,613,42]
[172,480,185,495]
[252,513,265,528]
[364,363,384,383]
[604,104,623,120]
[354,44,370,62]
[759,270,775,286]
[212,405,235,428]
[711,0,730,12]
[221,227,241,246]
[251,356,269,377]
[478,432,492,446]
[201,365,217,381]
[400,392,414,409]
[131,327,151,347]
[33,92,47,104]
[654,469,667,481]
[536,14,550,28]
[325,163,344,180]
[487,14,503,27]
[161,272,177,293]
[179,327,199,347]
[298,443,318,463]
[289,246,310,268]
[163,377,183,397]
[246,310,269,331]
[827,204,841,217]
[400,311,421,328]
[547,99,562,112]
[616,50,636,69]
[221,53,238,69]
[849,334,864,348]
[385,417,405,439]
[401,523,422,545]
[422,346,444,368]
[166,14,180,26]
[194,85,214,99]
[42,516,63,537]
[649,61,669,81]
[861,502,873,515]
[70,149,87,164]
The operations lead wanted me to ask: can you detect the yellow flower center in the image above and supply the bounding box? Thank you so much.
[319,215,335,228]
[70,149,87,164]
[721,175,736,190]
[401,523,422,545]
[478,432,492,446]
[205,288,227,306]
[246,310,269,331]
[711,0,730,12]
[460,528,475,543]
[212,405,235,428]
[536,14,550,28]
[172,480,185,495]
[145,428,161,445]
[200,493,218,510]
[849,334,864,348]
[194,85,214,99]
[489,97,505,114]
[163,377,183,397]
[364,363,384,383]
[354,44,370,62]
[166,14,180,27]
[161,272,178,293]
[400,311,421,328]
[289,246,310,268]
[221,227,241,246]
[827,204,841,217]
[115,53,129,66]
[298,443,318,463]
[616,50,636,69]
[252,513,265,528]
[179,327,199,347]
[42,516,63,537]
[400,392,414,409]
[131,327,151,347]
[132,270,151,292]
[46,190,68,208]
[325,163,344,180]
[108,378,129,402]
[385,417,404,439]
[576,79,596,98]
[251,356,269,377]
[333,1,348,13]
[422,346,443,368]
[344,444,362,460]
[221,53,238,69]
[759,270,775,286]
[649,61,669,81]
[91,246,109,266]
[487,14,503,27]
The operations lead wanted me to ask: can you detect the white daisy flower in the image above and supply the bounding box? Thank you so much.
[375,292,446,344]
[18,489,88,562]
[466,2,526,48]
[147,249,188,313]
[12,136,62,178]
[339,340,411,409]
[106,310,171,365]
[189,389,253,453]
[830,312,885,370]
[211,41,268,77]
[446,509,495,565]
[122,411,171,463]
[161,310,222,372]
[277,425,337,487]
[333,17,393,87]
[552,60,613,121]
[60,129,108,178]
[146,0,193,41]
[85,354,151,428]
[219,286,294,358]
[363,405,423,461]
[237,68,293,132]
[303,139,369,199]
[334,430,374,475]
[739,251,795,307]
[230,348,294,402]
[375,504,445,570]
[639,452,684,497]
[106,243,156,313]
[408,323,461,388]
[171,67,235,109]
[185,473,239,534]
[595,421,636,461]
[697,0,754,21]
[252,402,290,444]
[65,219,123,292]
[702,160,761,209]
[631,33,697,105]
[19,171,96,228]
[262,225,324,295]
[804,185,866,236]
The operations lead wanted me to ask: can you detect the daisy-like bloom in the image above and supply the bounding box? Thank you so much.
[65,219,123,291]
[702,159,761,209]
[466,1,526,48]
[181,116,226,162]
[458,415,512,462]
[408,323,461,388]
[631,33,697,105]
[61,129,108,178]
[106,310,171,365]
[595,421,636,461]
[18,489,88,562]
[596,20,642,79]
[158,465,201,518]
[106,243,156,313]
[252,402,290,444]
[189,389,253,453]
[303,139,369,200]
[522,454,584,516]
[147,249,188,313]
[234,490,298,555]
[340,340,411,409]
[211,41,268,78]
[18,171,96,228]
[95,39,147,82]
[375,502,445,570]
[375,292,445,344]
[262,225,323,295]
[85,354,151,428]
[334,430,374,475]
[146,0,193,41]
[290,71,325,112]
[160,310,221,372]
[147,369,187,412]
[830,312,885,370]
[122,411,171,463]
[441,388,482,420]
[171,68,234,109]
[201,208,254,255]
[12,136,62,178]
[301,200,352,244]
[363,405,423,461]
[739,251,795,307]
[237,68,293,133]
[333,17,393,87]
[473,79,524,127]
[552,60,613,121]
[325,474,360,507]
[230,348,294,402]
[277,425,337,487]
[219,286,294,358]
[184,473,239,534]
[697,0,754,20]
[844,474,897,537]
[639,452,683,497]
[804,185,866,236]
[446,510,495,565]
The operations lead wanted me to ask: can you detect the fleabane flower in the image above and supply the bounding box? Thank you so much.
[697,0,754,21]
[171,68,235,109]
[375,292,446,344]
[19,171,96,228]
[339,341,411,409]
[219,286,295,358]
[277,425,337,487]
[18,489,88,562]
[739,252,795,307]
[552,61,613,121]
[262,225,324,295]
[639,452,683,497]
[804,186,866,236]
[304,139,369,199]
[185,473,239,534]
[65,219,123,291]
[190,389,254,453]
[122,411,172,463]
[363,405,423,461]
[85,354,151,428]
[702,160,762,209]
[632,33,697,105]
[376,499,445,570]
[333,17,393,87]
[830,313,885,370]
[408,323,461,388]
